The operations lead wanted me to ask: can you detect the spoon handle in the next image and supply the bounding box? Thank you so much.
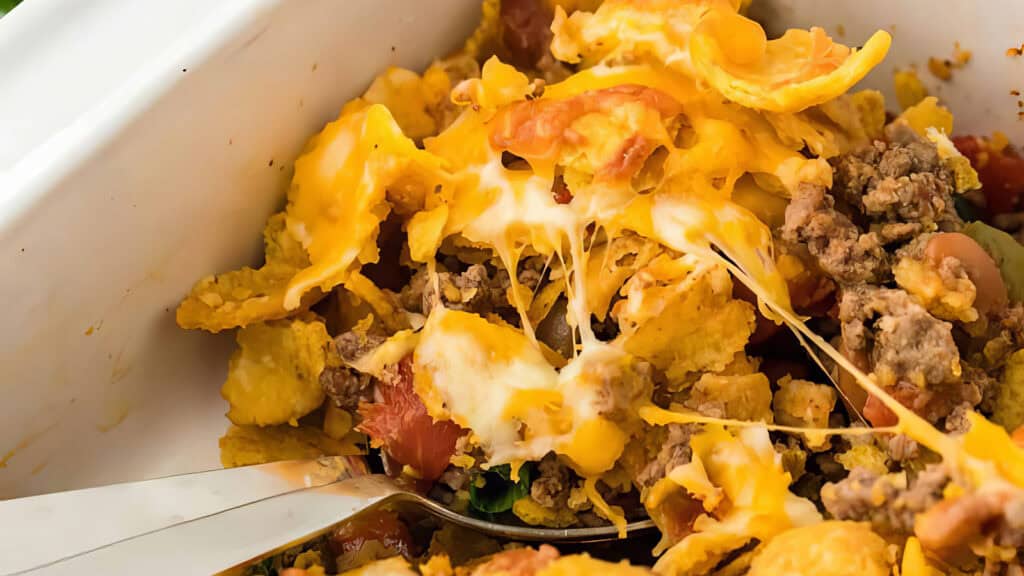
[0,457,381,575]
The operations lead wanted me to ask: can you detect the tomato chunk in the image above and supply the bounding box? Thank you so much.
[953,135,1024,216]
[357,357,464,481]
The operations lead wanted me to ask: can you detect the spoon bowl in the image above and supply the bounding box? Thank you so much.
[0,457,654,575]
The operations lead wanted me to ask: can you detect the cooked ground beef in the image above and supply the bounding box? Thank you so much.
[781,183,888,284]
[399,263,542,316]
[839,285,960,388]
[334,330,387,362]
[321,367,374,411]
[784,125,962,287]
[832,123,960,231]
[822,464,949,537]
[530,454,571,508]
[634,424,695,489]
[320,331,387,410]
[590,359,654,423]
[438,466,470,492]
[975,304,1024,368]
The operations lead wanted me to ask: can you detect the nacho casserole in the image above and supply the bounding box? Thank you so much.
[178,0,1024,574]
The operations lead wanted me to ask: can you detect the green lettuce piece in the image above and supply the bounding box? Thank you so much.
[469,463,532,514]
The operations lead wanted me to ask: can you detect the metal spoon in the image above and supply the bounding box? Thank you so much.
[0,457,655,575]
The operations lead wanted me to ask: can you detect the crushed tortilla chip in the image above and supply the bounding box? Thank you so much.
[653,425,821,574]
[896,96,953,136]
[894,256,978,323]
[176,213,316,333]
[222,316,337,427]
[512,497,578,528]
[551,1,889,113]
[614,256,755,382]
[685,372,773,423]
[585,234,662,321]
[993,350,1024,433]
[772,376,837,450]
[894,69,928,110]
[835,444,890,476]
[747,521,892,576]
[219,423,363,468]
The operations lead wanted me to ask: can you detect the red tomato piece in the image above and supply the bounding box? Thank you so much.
[357,357,464,481]
[329,509,414,559]
[953,135,1024,216]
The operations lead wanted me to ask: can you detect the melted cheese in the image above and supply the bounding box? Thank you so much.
[184,1,1024,559]
[284,104,445,309]
[414,308,643,476]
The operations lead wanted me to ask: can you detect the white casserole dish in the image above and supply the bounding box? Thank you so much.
[1,0,1022,499]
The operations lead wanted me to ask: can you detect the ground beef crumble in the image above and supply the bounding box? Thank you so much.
[783,124,963,287]
[822,464,949,537]
[530,454,571,508]
[399,263,542,316]
[634,424,696,489]
[781,183,888,284]
[831,123,961,233]
[320,331,387,410]
[839,285,960,389]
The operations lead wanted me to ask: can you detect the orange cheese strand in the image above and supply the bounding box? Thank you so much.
[638,404,899,437]
[584,476,628,538]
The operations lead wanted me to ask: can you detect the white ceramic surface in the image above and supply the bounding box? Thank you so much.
[1,0,1022,499]
[0,0,481,498]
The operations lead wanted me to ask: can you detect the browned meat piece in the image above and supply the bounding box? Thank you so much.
[838,285,986,426]
[785,127,963,288]
[634,424,695,489]
[975,304,1024,368]
[321,366,374,411]
[334,330,387,362]
[589,358,653,424]
[832,125,960,229]
[320,331,387,410]
[400,264,542,315]
[530,453,570,508]
[781,183,888,284]
[821,464,948,537]
[839,286,960,388]
[438,466,470,492]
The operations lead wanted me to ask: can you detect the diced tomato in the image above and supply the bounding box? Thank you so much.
[862,393,898,428]
[490,85,683,166]
[469,544,560,576]
[953,135,1024,216]
[357,357,464,481]
[862,384,937,428]
[329,509,414,559]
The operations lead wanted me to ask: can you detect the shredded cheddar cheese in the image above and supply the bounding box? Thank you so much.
[177,2,1024,573]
